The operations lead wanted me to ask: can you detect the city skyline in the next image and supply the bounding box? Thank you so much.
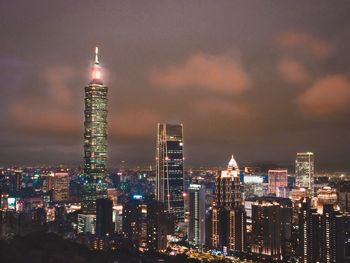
[1,1,350,170]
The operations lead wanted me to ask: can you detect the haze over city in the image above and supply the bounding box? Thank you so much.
[1,1,350,168]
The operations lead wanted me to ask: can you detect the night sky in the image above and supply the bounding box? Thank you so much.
[1,1,350,170]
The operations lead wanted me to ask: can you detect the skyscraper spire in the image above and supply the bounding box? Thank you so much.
[92,46,102,82]
[94,46,99,64]
[228,154,238,170]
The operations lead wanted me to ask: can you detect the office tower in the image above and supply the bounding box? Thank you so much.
[338,188,350,212]
[268,169,288,195]
[122,198,148,248]
[96,198,113,237]
[215,155,242,208]
[123,198,172,250]
[228,206,247,252]
[82,47,108,214]
[295,152,314,192]
[298,200,321,263]
[52,171,69,202]
[147,200,172,251]
[14,169,22,192]
[211,155,246,253]
[188,183,206,246]
[251,202,282,260]
[43,173,54,192]
[320,204,350,263]
[77,214,96,234]
[156,123,184,222]
[316,186,338,214]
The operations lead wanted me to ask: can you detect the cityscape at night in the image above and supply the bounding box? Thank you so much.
[0,1,350,263]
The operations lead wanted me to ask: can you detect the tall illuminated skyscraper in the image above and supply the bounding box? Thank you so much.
[295,152,314,192]
[211,155,246,253]
[251,202,282,260]
[156,123,184,222]
[82,47,108,214]
[188,183,206,246]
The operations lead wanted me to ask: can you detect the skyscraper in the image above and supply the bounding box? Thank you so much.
[82,47,108,214]
[188,183,206,246]
[211,155,246,253]
[215,155,242,208]
[156,123,184,222]
[295,152,314,192]
[298,200,321,263]
[52,171,69,202]
[251,202,282,260]
[96,198,113,237]
[268,169,288,195]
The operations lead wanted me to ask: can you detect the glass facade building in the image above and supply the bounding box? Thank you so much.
[156,123,184,222]
[295,152,314,193]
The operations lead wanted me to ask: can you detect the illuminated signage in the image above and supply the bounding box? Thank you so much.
[8,197,16,210]
[132,194,143,200]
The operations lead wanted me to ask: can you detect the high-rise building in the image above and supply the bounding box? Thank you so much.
[123,198,173,250]
[211,155,246,253]
[188,183,206,246]
[316,186,338,214]
[295,152,314,192]
[147,200,173,251]
[298,200,321,263]
[156,123,184,222]
[320,204,350,263]
[251,202,282,260]
[14,169,22,192]
[96,198,113,237]
[268,169,288,195]
[52,171,69,202]
[82,47,108,214]
[215,155,242,208]
[77,214,96,234]
[122,197,149,248]
[228,206,247,252]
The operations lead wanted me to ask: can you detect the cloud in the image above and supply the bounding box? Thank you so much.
[40,66,78,105]
[297,75,350,117]
[150,52,250,94]
[277,57,311,85]
[276,31,332,59]
[10,102,80,135]
[109,109,160,138]
[192,98,249,118]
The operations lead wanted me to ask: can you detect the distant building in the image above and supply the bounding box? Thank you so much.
[107,188,118,206]
[43,173,54,192]
[147,200,172,251]
[96,198,113,237]
[316,186,337,214]
[321,204,350,263]
[14,169,22,192]
[295,152,314,193]
[123,198,173,250]
[298,200,321,263]
[188,183,206,246]
[77,214,96,234]
[251,202,282,260]
[268,169,288,195]
[338,189,350,212]
[156,123,184,222]
[52,171,69,202]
